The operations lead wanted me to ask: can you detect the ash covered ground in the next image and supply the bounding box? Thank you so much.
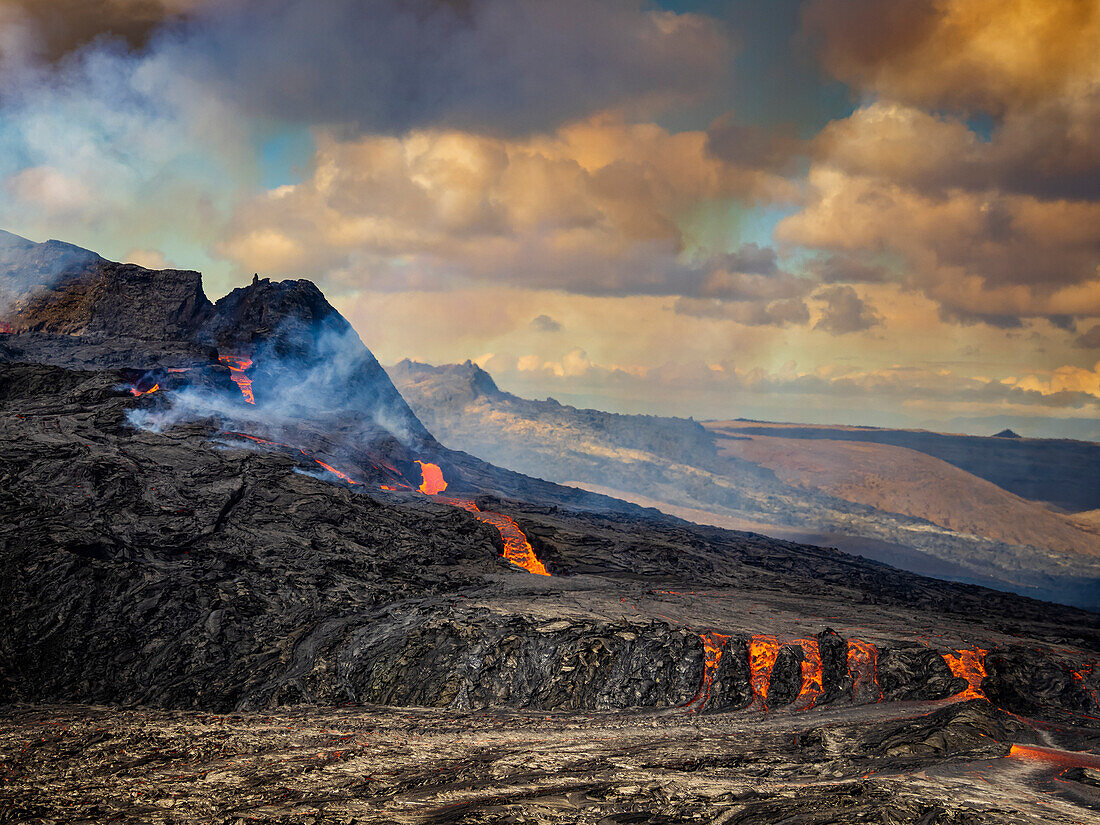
[1,232,1099,823]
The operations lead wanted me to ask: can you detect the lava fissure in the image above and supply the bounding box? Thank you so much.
[684,631,730,712]
[943,648,988,700]
[218,354,255,404]
[847,639,882,703]
[791,639,824,710]
[749,635,781,709]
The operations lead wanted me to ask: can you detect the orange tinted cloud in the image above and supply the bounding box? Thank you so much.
[803,0,1100,114]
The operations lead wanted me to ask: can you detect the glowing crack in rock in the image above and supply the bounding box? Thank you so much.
[129,383,159,397]
[684,631,730,712]
[218,355,255,404]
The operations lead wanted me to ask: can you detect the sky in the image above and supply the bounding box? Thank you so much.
[0,0,1098,438]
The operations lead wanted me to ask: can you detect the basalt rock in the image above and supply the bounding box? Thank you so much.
[707,637,755,712]
[878,646,967,701]
[768,645,806,707]
[817,627,851,703]
[983,650,1099,717]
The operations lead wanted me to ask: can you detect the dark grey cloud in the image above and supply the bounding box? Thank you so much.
[530,314,561,333]
[0,1,201,64]
[813,285,880,334]
[162,0,732,135]
[706,113,803,173]
[808,253,890,284]
[1076,324,1100,349]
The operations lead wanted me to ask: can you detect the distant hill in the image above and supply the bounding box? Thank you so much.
[719,422,1100,513]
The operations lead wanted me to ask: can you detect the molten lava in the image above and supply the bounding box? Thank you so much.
[749,635,781,708]
[684,631,730,712]
[218,355,255,404]
[0,321,12,333]
[847,639,882,702]
[129,383,159,397]
[416,461,448,495]
[433,492,550,576]
[1008,744,1100,769]
[313,459,358,485]
[943,648,988,699]
[791,639,825,709]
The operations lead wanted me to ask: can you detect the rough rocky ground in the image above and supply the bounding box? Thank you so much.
[1,699,1097,824]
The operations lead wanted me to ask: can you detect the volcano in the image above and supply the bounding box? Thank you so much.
[1,233,1099,824]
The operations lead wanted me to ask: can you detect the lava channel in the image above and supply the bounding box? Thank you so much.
[129,383,159,397]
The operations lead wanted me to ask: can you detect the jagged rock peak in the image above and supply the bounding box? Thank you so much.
[390,358,502,400]
[994,428,1022,439]
[200,275,352,356]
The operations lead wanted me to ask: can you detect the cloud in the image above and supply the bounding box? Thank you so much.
[802,0,1100,115]
[157,0,732,136]
[0,1,214,65]
[529,314,561,333]
[814,100,1100,201]
[807,253,890,284]
[813,284,880,334]
[673,296,809,327]
[1076,324,1100,349]
[217,117,798,299]
[777,165,1100,324]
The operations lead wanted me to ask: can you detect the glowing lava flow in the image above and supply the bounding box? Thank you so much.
[223,431,359,485]
[1008,744,1100,769]
[218,355,255,404]
[847,639,882,703]
[416,461,448,494]
[943,648,988,699]
[749,635,781,709]
[684,632,730,712]
[790,639,825,709]
[437,495,550,576]
[129,383,159,397]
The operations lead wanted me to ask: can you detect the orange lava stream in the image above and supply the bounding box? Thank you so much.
[129,383,159,397]
[847,639,882,702]
[791,639,824,709]
[1008,744,1100,769]
[415,461,448,495]
[684,632,730,711]
[434,494,550,576]
[749,635,781,708]
[313,459,358,485]
[943,648,988,699]
[218,355,255,404]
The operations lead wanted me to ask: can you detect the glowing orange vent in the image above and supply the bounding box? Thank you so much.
[749,635,780,708]
[129,383,159,397]
[415,461,448,494]
[943,648,988,699]
[684,631,730,712]
[790,639,824,709]
[847,639,882,702]
[218,355,255,404]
